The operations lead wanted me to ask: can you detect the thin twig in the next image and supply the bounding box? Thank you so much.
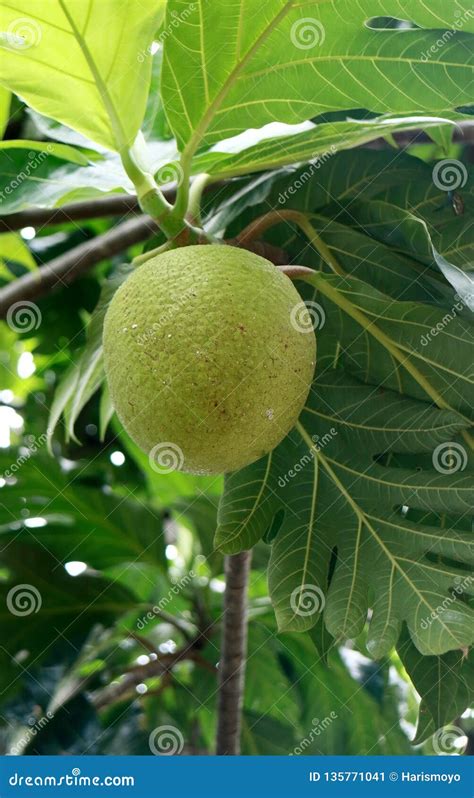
[236,209,304,246]
[126,631,159,654]
[231,237,288,264]
[93,640,216,709]
[237,210,344,275]
[216,550,252,756]
[151,608,196,641]
[278,264,315,280]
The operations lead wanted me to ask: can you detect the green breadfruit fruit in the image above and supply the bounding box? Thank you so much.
[103,245,316,474]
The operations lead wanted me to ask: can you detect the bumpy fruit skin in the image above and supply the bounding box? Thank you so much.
[103,245,316,474]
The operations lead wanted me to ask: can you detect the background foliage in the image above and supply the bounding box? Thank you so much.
[0,0,472,756]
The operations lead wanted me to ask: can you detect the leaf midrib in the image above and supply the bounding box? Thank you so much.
[293,450,319,619]
[182,0,296,158]
[325,455,472,494]
[218,452,273,547]
[296,421,463,647]
[57,0,127,150]
[303,405,462,435]
[243,53,471,82]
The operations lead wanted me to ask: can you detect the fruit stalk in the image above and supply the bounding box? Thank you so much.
[120,143,188,241]
[216,550,252,755]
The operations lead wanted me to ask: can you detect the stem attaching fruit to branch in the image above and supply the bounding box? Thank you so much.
[120,136,204,243]
[237,209,345,276]
[170,149,194,223]
[186,173,211,225]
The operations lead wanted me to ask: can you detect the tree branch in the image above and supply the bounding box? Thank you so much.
[149,608,196,641]
[216,550,252,756]
[92,652,179,709]
[0,194,143,232]
[0,214,158,316]
[0,179,227,233]
[1,123,472,235]
[0,218,289,316]
[92,628,216,710]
